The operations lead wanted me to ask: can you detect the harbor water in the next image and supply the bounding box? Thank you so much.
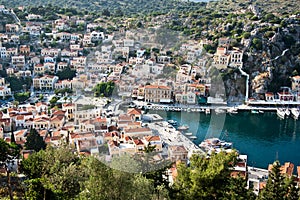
[149,110,300,169]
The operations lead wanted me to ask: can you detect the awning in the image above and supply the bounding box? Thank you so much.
[160,99,172,103]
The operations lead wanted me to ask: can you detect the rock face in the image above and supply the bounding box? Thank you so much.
[242,27,300,99]
[251,71,271,94]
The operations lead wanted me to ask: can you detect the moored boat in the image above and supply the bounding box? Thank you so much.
[227,107,238,114]
[167,120,177,126]
[277,108,285,119]
[199,138,233,152]
[177,125,189,131]
[205,108,210,114]
[215,107,226,114]
[188,136,197,140]
[285,108,290,117]
[291,108,299,120]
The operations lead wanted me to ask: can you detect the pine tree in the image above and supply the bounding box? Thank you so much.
[24,128,46,152]
[259,161,286,200]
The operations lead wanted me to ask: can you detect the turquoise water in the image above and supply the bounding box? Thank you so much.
[149,110,300,169]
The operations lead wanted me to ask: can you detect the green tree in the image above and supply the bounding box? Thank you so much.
[78,156,157,200]
[0,139,20,200]
[259,161,286,200]
[172,151,240,200]
[24,129,46,152]
[92,81,115,97]
[14,92,30,103]
[56,67,76,80]
[21,145,83,200]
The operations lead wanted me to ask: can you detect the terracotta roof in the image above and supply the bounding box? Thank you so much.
[16,115,25,120]
[52,110,66,116]
[124,127,151,133]
[145,135,161,142]
[169,145,187,153]
[144,85,170,90]
[51,115,64,121]
[71,133,94,139]
[127,108,142,115]
[94,117,107,123]
[134,139,144,145]
[104,132,119,138]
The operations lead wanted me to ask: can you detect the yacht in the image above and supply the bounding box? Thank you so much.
[199,138,233,152]
[291,108,299,120]
[277,108,285,120]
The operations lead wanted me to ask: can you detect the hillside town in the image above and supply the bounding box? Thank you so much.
[1,2,300,198]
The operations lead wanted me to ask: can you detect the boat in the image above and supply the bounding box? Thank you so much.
[227,107,238,114]
[259,110,264,114]
[205,108,210,115]
[285,108,290,117]
[188,136,197,140]
[177,125,189,131]
[167,120,177,126]
[185,132,193,136]
[277,108,285,119]
[251,110,259,114]
[291,108,299,120]
[199,138,233,152]
[215,107,226,114]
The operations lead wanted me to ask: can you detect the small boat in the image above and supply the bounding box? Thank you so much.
[205,108,210,115]
[199,138,233,152]
[167,120,177,126]
[185,132,193,136]
[227,107,238,114]
[188,136,197,140]
[291,108,299,120]
[177,125,189,131]
[251,110,259,114]
[285,108,290,117]
[215,107,226,114]
[259,110,264,114]
[277,108,285,120]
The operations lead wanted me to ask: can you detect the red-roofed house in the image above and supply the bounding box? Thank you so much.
[168,145,188,162]
[144,85,173,103]
[127,108,142,121]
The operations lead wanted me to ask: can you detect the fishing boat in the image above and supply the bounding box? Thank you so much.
[277,108,285,120]
[167,120,177,126]
[177,125,189,131]
[199,138,233,152]
[291,108,299,120]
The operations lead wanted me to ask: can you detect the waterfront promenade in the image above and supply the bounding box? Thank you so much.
[132,100,300,113]
[147,121,204,157]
